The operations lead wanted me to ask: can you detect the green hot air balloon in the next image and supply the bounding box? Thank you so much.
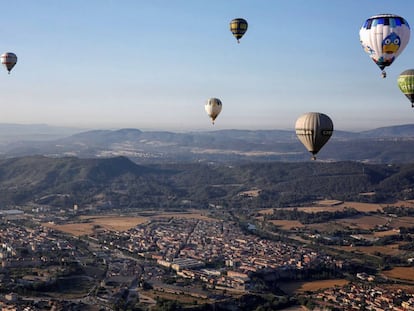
[295,112,334,160]
[398,69,414,107]
[230,18,248,43]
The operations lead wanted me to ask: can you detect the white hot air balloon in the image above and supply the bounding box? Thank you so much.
[1,52,17,74]
[295,112,333,160]
[205,98,222,124]
[359,14,410,78]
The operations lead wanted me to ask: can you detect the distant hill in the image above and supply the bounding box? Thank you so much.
[0,156,413,209]
[1,124,414,163]
[360,124,414,138]
[0,123,84,143]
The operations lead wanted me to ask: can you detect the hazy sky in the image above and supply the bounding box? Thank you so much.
[2,0,414,131]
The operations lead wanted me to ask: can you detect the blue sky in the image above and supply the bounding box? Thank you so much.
[1,0,414,131]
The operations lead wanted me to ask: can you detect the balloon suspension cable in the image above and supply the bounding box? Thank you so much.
[381,71,387,79]
[237,39,240,44]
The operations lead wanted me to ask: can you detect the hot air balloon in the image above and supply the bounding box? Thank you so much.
[230,18,248,43]
[360,14,410,78]
[295,112,333,160]
[0,52,17,74]
[398,69,414,107]
[205,98,222,124]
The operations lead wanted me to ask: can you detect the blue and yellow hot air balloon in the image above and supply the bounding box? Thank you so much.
[360,14,410,78]
[230,18,248,43]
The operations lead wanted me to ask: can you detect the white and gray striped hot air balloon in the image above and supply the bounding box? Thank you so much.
[295,112,333,160]
[205,98,222,125]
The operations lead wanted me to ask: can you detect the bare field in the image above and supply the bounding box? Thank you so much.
[43,211,216,236]
[373,229,400,237]
[43,216,149,236]
[389,216,414,228]
[383,267,414,281]
[279,279,349,294]
[339,215,388,230]
[43,223,96,236]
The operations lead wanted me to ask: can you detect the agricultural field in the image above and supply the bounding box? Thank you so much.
[337,244,404,256]
[279,279,349,295]
[263,200,414,214]
[269,220,305,230]
[382,267,414,282]
[263,200,414,233]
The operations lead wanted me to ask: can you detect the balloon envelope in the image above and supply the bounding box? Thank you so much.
[1,52,17,74]
[295,112,333,160]
[205,98,222,124]
[230,18,248,43]
[359,14,410,76]
[398,69,414,107]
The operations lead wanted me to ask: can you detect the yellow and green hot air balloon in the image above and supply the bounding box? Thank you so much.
[230,18,248,43]
[398,69,414,107]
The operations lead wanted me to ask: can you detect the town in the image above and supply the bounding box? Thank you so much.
[0,206,413,310]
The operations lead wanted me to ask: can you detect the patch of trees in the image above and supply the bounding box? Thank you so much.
[267,207,361,224]
[399,242,414,250]
[400,227,414,234]
[254,263,344,284]
[368,233,412,247]
[382,205,414,217]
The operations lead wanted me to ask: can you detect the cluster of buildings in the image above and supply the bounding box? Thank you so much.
[0,221,76,270]
[313,283,414,310]
[95,217,342,290]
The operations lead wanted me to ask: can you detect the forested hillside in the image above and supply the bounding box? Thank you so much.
[0,156,413,210]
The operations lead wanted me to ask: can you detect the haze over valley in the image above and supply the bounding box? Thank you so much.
[2,123,414,163]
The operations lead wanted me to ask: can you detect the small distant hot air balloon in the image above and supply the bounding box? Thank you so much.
[205,98,222,124]
[359,14,410,78]
[230,18,248,43]
[295,112,333,160]
[0,52,17,74]
[398,69,414,107]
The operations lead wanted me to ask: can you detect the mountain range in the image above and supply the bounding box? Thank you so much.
[1,123,414,163]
